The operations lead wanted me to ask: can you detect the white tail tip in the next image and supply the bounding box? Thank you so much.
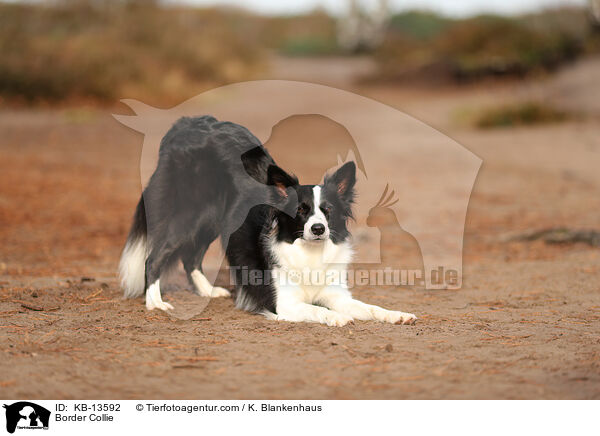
[119,237,148,298]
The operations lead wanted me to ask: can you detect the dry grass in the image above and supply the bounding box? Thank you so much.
[0,1,347,105]
[267,11,339,56]
[3,2,599,104]
[374,8,597,83]
[473,101,572,129]
[0,1,265,105]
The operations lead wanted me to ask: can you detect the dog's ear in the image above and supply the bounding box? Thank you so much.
[267,165,297,199]
[326,161,356,202]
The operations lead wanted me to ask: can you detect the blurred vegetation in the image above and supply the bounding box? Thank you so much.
[473,101,572,128]
[374,7,599,83]
[261,10,339,56]
[0,0,266,104]
[0,1,344,104]
[1,1,599,105]
[387,10,453,41]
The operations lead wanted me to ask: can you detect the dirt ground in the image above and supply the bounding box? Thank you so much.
[1,57,599,399]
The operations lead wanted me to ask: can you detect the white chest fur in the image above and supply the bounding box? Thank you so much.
[270,238,353,304]
[273,238,352,270]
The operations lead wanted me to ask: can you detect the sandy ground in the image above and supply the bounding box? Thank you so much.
[0,57,599,399]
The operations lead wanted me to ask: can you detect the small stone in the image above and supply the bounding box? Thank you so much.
[385,344,393,352]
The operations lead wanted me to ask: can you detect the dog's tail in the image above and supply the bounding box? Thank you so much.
[119,196,149,298]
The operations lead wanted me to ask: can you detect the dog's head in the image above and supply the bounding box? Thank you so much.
[268,161,356,244]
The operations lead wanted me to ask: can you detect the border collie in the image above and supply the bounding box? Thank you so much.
[119,116,416,326]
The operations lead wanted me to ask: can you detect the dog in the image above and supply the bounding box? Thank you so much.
[119,115,417,326]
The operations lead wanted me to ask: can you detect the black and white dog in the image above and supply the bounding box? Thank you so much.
[119,116,416,326]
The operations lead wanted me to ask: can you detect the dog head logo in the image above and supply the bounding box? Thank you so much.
[114,80,481,289]
[3,402,50,434]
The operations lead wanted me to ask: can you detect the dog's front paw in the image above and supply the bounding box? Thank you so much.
[324,312,354,327]
[392,311,417,325]
[372,308,417,325]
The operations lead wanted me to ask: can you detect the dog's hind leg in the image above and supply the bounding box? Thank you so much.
[145,279,172,311]
[144,243,177,311]
[182,239,231,298]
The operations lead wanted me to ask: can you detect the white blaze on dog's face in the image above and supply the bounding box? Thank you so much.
[303,185,329,241]
[270,161,357,245]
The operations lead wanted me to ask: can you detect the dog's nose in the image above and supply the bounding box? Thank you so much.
[311,223,326,236]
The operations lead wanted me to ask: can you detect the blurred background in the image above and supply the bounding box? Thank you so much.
[1,0,599,108]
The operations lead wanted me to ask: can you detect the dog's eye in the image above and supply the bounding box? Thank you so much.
[320,206,331,217]
[297,203,309,215]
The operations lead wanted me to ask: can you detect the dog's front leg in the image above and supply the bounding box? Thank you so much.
[275,285,353,327]
[318,286,417,325]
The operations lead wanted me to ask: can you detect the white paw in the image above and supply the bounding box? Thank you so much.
[211,286,231,298]
[146,300,174,311]
[324,312,354,327]
[392,311,417,325]
[145,280,173,311]
[191,270,231,298]
[374,309,417,325]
